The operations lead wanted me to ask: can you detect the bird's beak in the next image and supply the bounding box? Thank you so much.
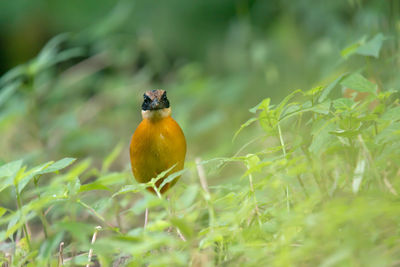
[150,99,160,109]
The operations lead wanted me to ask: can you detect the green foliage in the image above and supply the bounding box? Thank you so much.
[1,0,400,266]
[1,64,399,265]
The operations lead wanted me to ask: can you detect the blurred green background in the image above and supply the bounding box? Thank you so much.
[0,0,397,165]
[2,1,400,266]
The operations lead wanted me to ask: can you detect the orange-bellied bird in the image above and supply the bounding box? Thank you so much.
[129,90,186,194]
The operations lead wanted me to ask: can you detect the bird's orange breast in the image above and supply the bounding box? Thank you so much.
[129,116,186,193]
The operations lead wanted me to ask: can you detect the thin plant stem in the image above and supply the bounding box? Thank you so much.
[277,123,290,212]
[58,242,64,267]
[196,158,215,228]
[248,172,262,226]
[86,226,101,267]
[144,208,149,228]
[277,123,287,157]
[152,184,186,241]
[77,200,116,230]
[15,189,32,251]
[34,176,50,238]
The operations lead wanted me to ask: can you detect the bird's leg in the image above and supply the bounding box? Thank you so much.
[144,208,149,228]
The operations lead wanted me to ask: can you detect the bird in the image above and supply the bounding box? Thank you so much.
[129,89,187,196]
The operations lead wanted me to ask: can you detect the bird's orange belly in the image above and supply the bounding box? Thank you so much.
[129,116,186,193]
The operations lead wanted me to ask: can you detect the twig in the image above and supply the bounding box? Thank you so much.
[58,242,64,267]
[5,252,11,267]
[144,208,148,228]
[195,158,209,195]
[176,228,187,242]
[77,200,115,229]
[383,171,398,196]
[86,226,102,267]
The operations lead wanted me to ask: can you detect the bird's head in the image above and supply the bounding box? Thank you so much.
[141,89,171,120]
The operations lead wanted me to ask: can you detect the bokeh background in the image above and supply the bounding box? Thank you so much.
[1,1,400,266]
[0,0,398,165]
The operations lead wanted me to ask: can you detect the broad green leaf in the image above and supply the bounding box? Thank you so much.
[0,160,23,178]
[341,73,377,93]
[79,183,111,192]
[112,184,146,197]
[333,98,354,111]
[39,157,76,174]
[16,162,53,194]
[375,122,400,144]
[0,160,22,193]
[319,74,345,102]
[380,107,400,121]
[311,100,331,114]
[356,33,385,58]
[159,169,186,189]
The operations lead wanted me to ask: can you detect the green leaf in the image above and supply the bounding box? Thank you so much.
[333,98,354,111]
[249,98,271,114]
[79,183,111,192]
[341,73,377,94]
[356,33,385,58]
[380,107,400,122]
[68,177,81,196]
[232,117,258,141]
[112,184,146,198]
[0,81,21,107]
[0,207,6,218]
[38,158,76,174]
[146,164,177,188]
[319,74,345,102]
[341,37,365,59]
[0,160,23,178]
[170,217,193,239]
[375,122,400,144]
[159,169,186,189]
[16,162,53,194]
[276,89,303,118]
[0,160,23,193]
[329,129,361,138]
[146,220,170,232]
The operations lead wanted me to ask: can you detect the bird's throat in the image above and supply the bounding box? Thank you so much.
[141,107,171,121]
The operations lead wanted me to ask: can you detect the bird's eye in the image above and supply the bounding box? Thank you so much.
[144,95,151,102]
